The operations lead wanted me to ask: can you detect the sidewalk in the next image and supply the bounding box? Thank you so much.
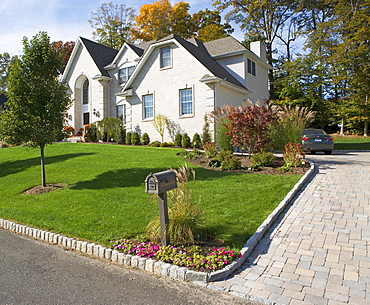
[212,151,370,305]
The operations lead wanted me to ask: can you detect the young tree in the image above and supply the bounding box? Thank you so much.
[131,0,197,41]
[0,32,71,187]
[89,2,135,49]
[152,114,167,142]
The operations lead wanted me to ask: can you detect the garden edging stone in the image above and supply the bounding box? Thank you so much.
[0,160,315,283]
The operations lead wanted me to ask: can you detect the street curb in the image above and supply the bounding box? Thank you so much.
[0,161,315,283]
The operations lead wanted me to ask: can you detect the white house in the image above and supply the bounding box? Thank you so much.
[62,35,271,142]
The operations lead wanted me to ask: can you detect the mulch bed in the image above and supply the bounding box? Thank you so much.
[185,154,309,176]
[23,183,67,195]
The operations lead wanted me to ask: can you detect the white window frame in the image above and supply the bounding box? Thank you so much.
[82,78,89,105]
[143,94,154,120]
[160,46,172,69]
[116,104,126,124]
[247,58,256,76]
[179,88,193,116]
[119,66,135,84]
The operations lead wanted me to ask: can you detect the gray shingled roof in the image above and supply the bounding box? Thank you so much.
[80,35,248,90]
[80,37,118,77]
[203,36,247,57]
[171,35,247,90]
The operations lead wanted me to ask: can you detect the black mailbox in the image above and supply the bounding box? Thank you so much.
[145,170,177,194]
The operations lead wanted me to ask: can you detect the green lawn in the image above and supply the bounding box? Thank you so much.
[333,136,370,150]
[0,143,301,249]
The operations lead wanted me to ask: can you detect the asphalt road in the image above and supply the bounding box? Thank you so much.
[0,228,259,305]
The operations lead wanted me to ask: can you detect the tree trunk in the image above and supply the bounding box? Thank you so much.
[364,121,368,137]
[40,143,46,187]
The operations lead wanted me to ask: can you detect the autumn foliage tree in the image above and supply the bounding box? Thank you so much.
[226,104,277,154]
[51,41,75,69]
[131,0,196,41]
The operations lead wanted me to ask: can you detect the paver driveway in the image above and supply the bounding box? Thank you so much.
[212,151,370,305]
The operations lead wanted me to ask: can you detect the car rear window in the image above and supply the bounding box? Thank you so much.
[304,129,326,135]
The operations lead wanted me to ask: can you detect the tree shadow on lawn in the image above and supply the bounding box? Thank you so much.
[0,153,96,179]
[70,167,174,190]
[69,163,244,190]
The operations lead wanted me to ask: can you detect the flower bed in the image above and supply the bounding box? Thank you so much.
[110,239,241,272]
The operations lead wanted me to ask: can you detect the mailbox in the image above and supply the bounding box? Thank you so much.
[145,170,177,194]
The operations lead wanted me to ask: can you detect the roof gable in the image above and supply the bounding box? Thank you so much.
[173,35,247,90]
[123,34,248,91]
[79,37,118,77]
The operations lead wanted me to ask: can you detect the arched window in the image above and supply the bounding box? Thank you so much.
[82,79,89,105]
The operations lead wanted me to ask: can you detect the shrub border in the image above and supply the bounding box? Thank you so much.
[0,161,315,283]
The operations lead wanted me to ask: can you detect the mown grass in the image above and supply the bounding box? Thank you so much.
[333,135,370,150]
[0,143,302,249]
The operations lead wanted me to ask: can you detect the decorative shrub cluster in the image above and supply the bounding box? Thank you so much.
[63,126,74,135]
[283,142,305,167]
[109,240,240,272]
[251,151,276,168]
[203,142,218,158]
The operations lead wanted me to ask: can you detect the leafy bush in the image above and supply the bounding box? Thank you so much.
[125,132,132,145]
[160,142,172,147]
[97,117,122,142]
[216,119,233,151]
[179,149,202,159]
[192,133,202,149]
[148,141,160,147]
[141,133,150,145]
[217,150,242,171]
[118,127,126,144]
[174,133,182,146]
[226,104,277,154]
[203,142,218,158]
[181,133,191,148]
[85,123,98,142]
[201,115,212,145]
[251,151,276,167]
[283,142,305,167]
[131,132,140,145]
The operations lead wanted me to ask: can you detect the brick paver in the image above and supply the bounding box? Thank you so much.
[213,151,370,305]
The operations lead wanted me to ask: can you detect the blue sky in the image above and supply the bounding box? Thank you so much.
[0,0,244,55]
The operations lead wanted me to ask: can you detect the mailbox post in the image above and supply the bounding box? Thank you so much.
[145,170,177,246]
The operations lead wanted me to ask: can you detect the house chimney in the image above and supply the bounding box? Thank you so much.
[250,41,266,62]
